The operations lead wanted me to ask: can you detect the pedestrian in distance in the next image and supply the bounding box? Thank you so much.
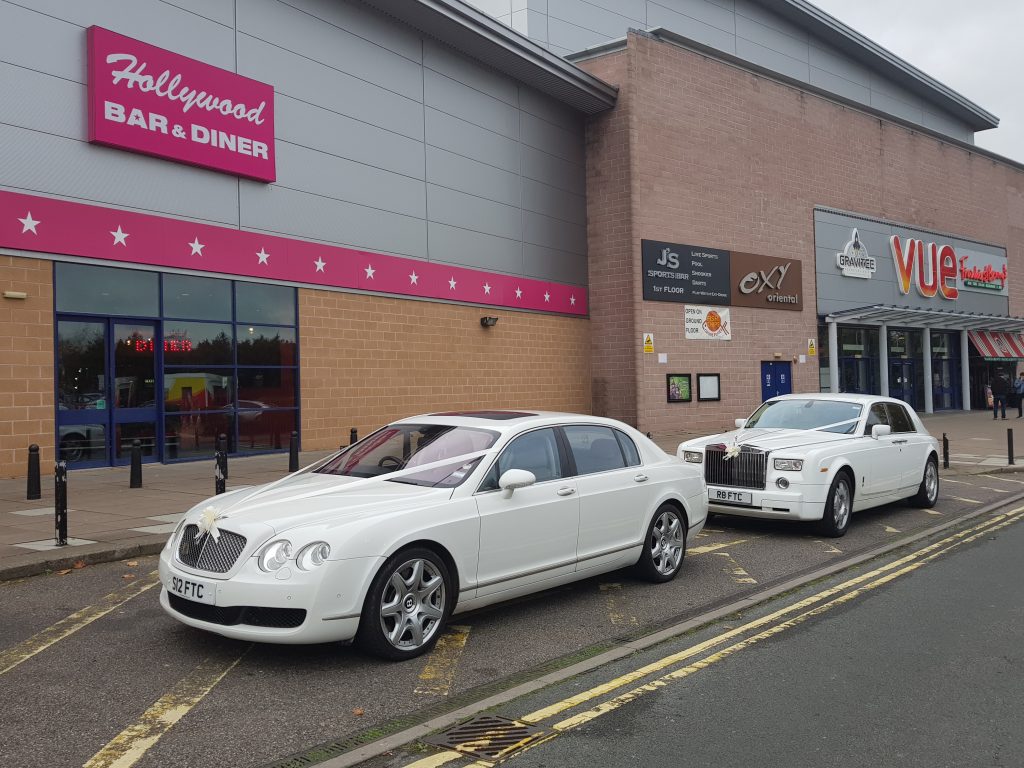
[991,373,1009,419]
[1016,372,1024,417]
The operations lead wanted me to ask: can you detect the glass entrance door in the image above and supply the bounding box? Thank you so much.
[931,357,961,410]
[56,317,161,467]
[890,360,916,408]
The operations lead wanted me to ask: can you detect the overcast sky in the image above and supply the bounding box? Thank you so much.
[810,0,1024,163]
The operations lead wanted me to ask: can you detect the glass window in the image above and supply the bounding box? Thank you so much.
[615,430,642,467]
[479,428,564,491]
[238,409,297,452]
[745,399,863,434]
[57,320,107,411]
[164,370,233,412]
[886,403,916,433]
[165,413,234,459]
[163,274,231,320]
[236,368,296,408]
[564,425,626,475]
[59,424,106,463]
[389,458,483,488]
[864,403,890,435]
[235,282,296,325]
[55,263,157,316]
[115,423,158,459]
[237,326,296,366]
[163,322,233,365]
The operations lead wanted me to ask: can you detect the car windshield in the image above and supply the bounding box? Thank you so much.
[315,424,498,478]
[744,399,863,434]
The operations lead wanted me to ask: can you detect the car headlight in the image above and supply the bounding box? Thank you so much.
[683,450,703,464]
[257,539,293,572]
[774,458,804,471]
[295,542,331,571]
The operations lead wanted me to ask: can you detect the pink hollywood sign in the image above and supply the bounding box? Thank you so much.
[87,26,276,182]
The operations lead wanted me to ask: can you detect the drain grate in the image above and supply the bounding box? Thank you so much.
[423,715,547,761]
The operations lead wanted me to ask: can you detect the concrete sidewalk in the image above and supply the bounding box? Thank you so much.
[0,408,1019,580]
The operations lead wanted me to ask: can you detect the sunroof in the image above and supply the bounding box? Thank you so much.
[430,410,537,420]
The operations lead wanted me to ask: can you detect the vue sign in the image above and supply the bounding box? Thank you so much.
[890,236,959,301]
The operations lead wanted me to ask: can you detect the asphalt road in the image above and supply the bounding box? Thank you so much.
[0,471,1022,768]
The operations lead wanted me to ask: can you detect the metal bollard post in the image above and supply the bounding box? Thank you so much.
[129,439,142,488]
[54,460,68,546]
[942,433,949,470]
[288,431,299,473]
[350,427,358,446]
[27,444,41,501]
[218,433,229,479]
[1008,428,1015,466]
[214,448,226,495]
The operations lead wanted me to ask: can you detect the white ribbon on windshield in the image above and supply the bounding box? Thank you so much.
[811,417,860,432]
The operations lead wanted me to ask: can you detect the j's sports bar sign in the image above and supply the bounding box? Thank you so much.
[87,26,276,182]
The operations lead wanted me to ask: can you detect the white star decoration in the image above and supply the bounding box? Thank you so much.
[409,271,419,285]
[314,257,326,273]
[483,283,492,295]
[365,265,375,279]
[544,291,551,303]
[570,295,576,306]
[188,237,205,256]
[110,226,129,246]
[256,248,270,265]
[448,277,457,290]
[18,212,40,234]
[515,287,523,300]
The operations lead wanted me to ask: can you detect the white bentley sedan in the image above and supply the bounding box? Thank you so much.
[159,411,707,659]
[677,394,939,538]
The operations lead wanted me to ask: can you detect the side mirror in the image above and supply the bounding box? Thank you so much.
[735,419,747,429]
[871,424,892,439]
[499,469,536,497]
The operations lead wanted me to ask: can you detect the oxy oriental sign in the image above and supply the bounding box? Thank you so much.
[87,26,276,182]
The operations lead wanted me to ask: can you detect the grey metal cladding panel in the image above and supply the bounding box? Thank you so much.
[237,35,424,142]
[735,14,808,62]
[20,0,236,71]
[428,221,522,272]
[274,142,426,220]
[548,0,641,38]
[276,0,423,63]
[520,111,584,165]
[922,110,972,143]
[0,3,86,82]
[523,210,585,254]
[464,0,512,17]
[425,108,520,174]
[521,145,585,195]
[425,145,521,208]
[518,87,584,137]
[645,2,737,55]
[526,9,550,43]
[809,66,870,106]
[649,0,736,33]
[423,69,519,140]
[733,0,806,38]
[427,184,522,242]
[423,39,518,107]
[159,0,235,27]
[868,88,924,126]
[735,38,809,82]
[275,94,425,180]
[808,43,872,89]
[241,185,427,258]
[547,18,609,54]
[523,242,587,284]
[510,9,529,35]
[577,0,645,23]
[0,62,84,141]
[238,0,424,102]
[522,177,586,225]
[0,124,239,224]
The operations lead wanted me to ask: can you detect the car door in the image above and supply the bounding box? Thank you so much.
[886,402,930,492]
[474,427,580,597]
[860,402,903,500]
[562,425,650,571]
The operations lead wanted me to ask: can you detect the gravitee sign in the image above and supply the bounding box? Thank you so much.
[641,240,730,305]
[87,26,276,182]
[729,252,802,311]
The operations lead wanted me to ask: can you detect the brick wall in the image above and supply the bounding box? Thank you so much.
[579,32,1024,437]
[0,256,54,477]
[298,289,591,448]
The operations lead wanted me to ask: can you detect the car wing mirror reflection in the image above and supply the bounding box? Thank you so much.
[499,469,536,498]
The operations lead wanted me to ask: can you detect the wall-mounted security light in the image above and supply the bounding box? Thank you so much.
[480,316,499,328]
[2,291,27,300]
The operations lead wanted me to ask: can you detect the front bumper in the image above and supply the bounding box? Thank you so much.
[158,546,382,644]
[706,483,828,521]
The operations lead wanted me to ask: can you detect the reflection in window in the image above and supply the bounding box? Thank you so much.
[163,322,233,365]
[564,426,626,475]
[237,368,296,408]
[163,274,231,320]
[57,321,106,411]
[166,413,234,459]
[237,326,296,366]
[235,282,296,325]
[55,262,158,316]
[59,424,106,463]
[238,409,297,451]
[164,370,233,412]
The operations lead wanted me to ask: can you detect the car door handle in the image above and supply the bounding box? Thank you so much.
[892,439,908,444]
[556,487,576,496]
[634,474,649,483]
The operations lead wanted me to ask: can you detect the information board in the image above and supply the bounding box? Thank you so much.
[641,240,730,304]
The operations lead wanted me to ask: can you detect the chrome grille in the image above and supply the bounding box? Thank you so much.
[705,446,767,490]
[177,525,247,573]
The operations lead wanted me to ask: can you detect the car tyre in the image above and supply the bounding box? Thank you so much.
[357,547,453,661]
[910,456,939,508]
[817,472,852,538]
[635,504,687,583]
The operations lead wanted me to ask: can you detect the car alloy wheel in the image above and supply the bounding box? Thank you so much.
[912,457,940,508]
[636,504,686,583]
[817,473,852,537]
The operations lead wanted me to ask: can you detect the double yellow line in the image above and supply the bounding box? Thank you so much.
[409,506,1024,768]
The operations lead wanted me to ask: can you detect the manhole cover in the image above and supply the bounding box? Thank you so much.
[423,715,546,761]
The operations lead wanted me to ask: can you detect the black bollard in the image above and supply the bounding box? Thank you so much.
[218,433,229,479]
[288,431,299,473]
[942,433,949,470]
[350,427,358,446]
[27,444,41,501]
[54,460,68,546]
[1008,428,1015,466]
[214,448,226,495]
[129,439,142,488]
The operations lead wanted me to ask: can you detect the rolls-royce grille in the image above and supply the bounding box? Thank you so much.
[168,595,307,629]
[705,446,767,490]
[177,525,247,573]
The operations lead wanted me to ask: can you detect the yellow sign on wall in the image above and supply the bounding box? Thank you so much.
[643,333,654,353]
[808,338,817,357]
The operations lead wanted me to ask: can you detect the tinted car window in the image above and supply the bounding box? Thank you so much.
[564,426,626,475]
[615,430,642,467]
[885,403,916,433]
[864,403,890,435]
[479,428,563,491]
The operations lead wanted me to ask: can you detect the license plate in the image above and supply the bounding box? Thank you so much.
[167,574,216,605]
[709,488,753,506]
